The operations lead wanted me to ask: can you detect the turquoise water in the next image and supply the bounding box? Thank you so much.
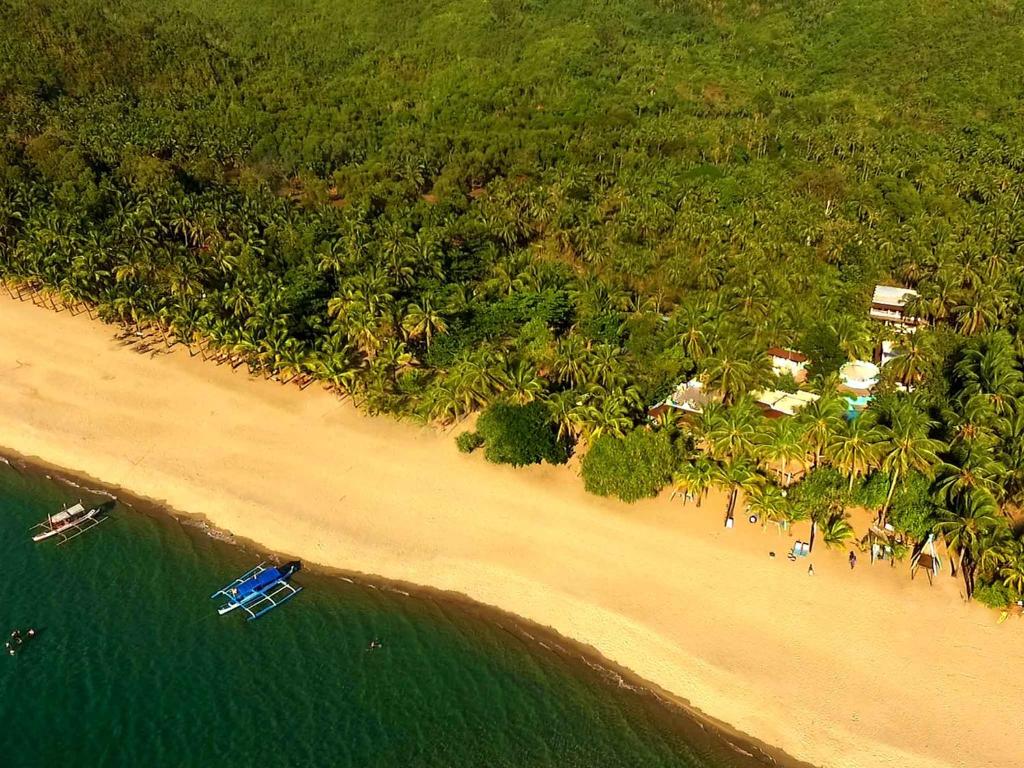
[0,461,774,768]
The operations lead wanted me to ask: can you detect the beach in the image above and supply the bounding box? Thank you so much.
[0,296,1019,768]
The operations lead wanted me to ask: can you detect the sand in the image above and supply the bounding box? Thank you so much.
[0,296,1020,768]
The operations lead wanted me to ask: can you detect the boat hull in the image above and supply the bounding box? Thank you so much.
[31,508,99,542]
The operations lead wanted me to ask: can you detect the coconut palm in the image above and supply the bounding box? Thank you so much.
[672,455,716,507]
[712,459,764,522]
[705,400,760,464]
[886,332,933,388]
[402,298,448,348]
[877,418,943,522]
[935,490,1001,596]
[830,315,872,361]
[745,483,793,530]
[757,417,807,487]
[999,540,1024,596]
[821,513,855,549]
[504,361,545,404]
[826,419,883,492]
[798,389,847,467]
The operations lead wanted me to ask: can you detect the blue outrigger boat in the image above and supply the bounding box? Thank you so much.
[211,561,303,620]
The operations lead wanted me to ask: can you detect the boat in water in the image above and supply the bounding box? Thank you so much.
[31,502,104,544]
[211,561,303,620]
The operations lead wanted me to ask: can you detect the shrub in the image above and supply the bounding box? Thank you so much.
[456,431,484,453]
[887,472,940,541]
[974,581,1015,609]
[581,429,674,502]
[476,401,567,466]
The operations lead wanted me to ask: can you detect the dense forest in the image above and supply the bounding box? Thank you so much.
[1,0,1023,605]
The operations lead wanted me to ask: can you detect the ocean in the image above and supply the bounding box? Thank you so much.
[0,459,774,768]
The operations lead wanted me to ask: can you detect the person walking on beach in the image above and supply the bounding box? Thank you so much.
[849,551,857,570]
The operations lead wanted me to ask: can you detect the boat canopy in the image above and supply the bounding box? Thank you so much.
[49,503,86,525]
[237,565,288,598]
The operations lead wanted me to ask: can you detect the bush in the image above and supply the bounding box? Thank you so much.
[456,431,484,453]
[476,401,567,467]
[581,429,674,502]
[887,472,940,541]
[791,467,849,515]
[974,580,1015,609]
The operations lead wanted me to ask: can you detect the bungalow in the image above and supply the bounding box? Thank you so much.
[752,389,819,418]
[650,378,718,418]
[870,285,919,331]
[767,347,809,383]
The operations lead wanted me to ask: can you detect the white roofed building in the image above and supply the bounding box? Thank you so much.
[870,285,920,331]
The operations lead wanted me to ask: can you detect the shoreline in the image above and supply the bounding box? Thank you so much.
[1,295,1021,768]
[0,448,801,768]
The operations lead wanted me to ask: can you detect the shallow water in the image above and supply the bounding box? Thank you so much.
[0,461,771,768]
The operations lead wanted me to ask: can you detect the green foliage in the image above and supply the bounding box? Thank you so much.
[800,325,848,381]
[887,472,940,541]
[581,429,674,502]
[3,0,1024,604]
[790,467,849,516]
[852,471,890,510]
[476,402,566,467]
[973,580,1015,609]
[455,431,484,454]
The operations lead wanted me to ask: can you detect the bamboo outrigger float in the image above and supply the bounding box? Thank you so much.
[211,561,303,621]
[30,502,105,544]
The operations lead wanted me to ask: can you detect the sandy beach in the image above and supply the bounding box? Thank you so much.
[0,296,1019,768]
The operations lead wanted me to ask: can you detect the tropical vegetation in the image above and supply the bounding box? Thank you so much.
[1,0,1023,604]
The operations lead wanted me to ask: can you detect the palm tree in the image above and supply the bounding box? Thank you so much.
[705,400,760,464]
[830,315,872,361]
[703,352,754,405]
[672,455,715,507]
[935,491,1000,597]
[821,513,855,549]
[745,483,793,530]
[504,361,545,404]
[999,540,1024,596]
[712,459,764,523]
[757,417,807,487]
[798,389,847,467]
[826,419,883,492]
[878,419,943,522]
[933,442,1005,507]
[886,332,933,388]
[402,298,447,348]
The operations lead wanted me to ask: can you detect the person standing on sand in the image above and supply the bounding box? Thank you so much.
[807,564,814,576]
[849,551,857,570]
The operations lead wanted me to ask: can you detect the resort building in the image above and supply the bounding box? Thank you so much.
[766,347,809,383]
[752,389,819,418]
[650,379,718,418]
[839,360,880,415]
[869,285,919,331]
[839,360,880,395]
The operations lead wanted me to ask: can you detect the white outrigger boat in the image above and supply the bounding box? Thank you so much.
[30,502,104,544]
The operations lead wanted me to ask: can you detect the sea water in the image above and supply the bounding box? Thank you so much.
[0,461,772,768]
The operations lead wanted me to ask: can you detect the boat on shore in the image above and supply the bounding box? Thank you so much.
[211,561,303,620]
[30,502,103,544]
